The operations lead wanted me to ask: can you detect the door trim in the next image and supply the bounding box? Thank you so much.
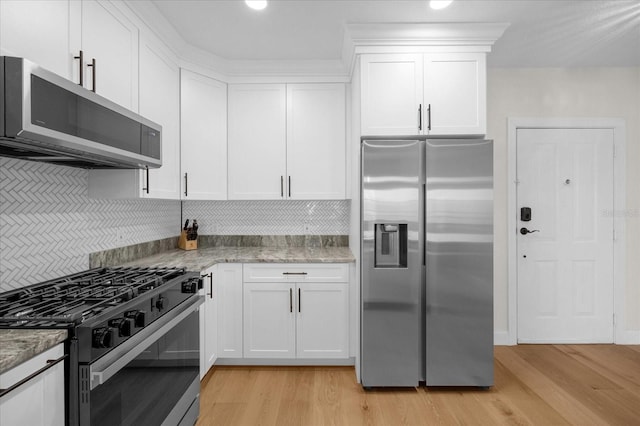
[506,118,630,345]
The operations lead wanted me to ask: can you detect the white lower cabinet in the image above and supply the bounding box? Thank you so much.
[0,344,65,426]
[217,263,244,359]
[242,264,349,360]
[199,265,218,379]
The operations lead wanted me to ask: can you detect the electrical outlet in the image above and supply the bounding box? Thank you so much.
[115,228,125,242]
[210,223,218,234]
[303,222,311,233]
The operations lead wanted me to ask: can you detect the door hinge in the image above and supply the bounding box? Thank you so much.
[613,313,616,326]
[613,144,616,158]
[613,229,617,241]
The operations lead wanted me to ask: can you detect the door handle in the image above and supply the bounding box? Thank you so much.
[520,227,539,235]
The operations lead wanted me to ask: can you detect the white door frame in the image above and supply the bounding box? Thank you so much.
[507,117,628,345]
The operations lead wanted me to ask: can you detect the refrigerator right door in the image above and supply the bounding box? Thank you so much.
[425,138,493,386]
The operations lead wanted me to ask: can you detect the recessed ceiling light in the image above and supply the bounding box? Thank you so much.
[430,0,453,10]
[246,0,267,11]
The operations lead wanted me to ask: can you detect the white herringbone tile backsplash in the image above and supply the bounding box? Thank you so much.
[0,158,180,292]
[182,200,350,235]
[1,159,351,292]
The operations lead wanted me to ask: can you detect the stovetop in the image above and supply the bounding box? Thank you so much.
[0,267,191,328]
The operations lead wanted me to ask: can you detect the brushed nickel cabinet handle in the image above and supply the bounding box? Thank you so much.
[142,166,149,194]
[74,50,84,86]
[184,173,188,197]
[289,288,293,313]
[298,288,301,313]
[87,58,96,92]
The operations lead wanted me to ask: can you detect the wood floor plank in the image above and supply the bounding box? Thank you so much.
[196,345,640,426]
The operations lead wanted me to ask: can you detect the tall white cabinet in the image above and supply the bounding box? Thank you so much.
[228,83,346,200]
[360,53,486,136]
[180,70,228,200]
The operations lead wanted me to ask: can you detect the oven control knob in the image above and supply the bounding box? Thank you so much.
[92,327,114,349]
[108,318,133,337]
[155,296,166,311]
[125,310,146,328]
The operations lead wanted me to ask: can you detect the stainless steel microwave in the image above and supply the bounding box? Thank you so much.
[0,56,161,169]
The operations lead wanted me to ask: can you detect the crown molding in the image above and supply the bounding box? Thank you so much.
[123,2,508,82]
[343,22,510,77]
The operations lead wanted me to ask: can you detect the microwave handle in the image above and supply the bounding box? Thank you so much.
[89,296,203,390]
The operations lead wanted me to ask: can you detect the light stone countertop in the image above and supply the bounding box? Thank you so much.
[121,246,356,271]
[0,329,68,375]
[0,245,354,376]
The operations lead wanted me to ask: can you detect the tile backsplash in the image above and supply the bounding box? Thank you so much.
[182,200,350,235]
[0,158,180,291]
[0,158,351,292]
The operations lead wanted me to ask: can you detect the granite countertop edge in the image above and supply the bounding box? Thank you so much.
[121,246,356,271]
[0,247,354,375]
[0,329,68,375]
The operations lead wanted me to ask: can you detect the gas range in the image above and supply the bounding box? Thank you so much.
[0,266,200,360]
[0,266,204,425]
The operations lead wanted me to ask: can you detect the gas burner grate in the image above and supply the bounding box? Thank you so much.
[0,267,187,326]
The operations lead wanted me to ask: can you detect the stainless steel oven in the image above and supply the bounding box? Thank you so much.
[0,267,203,426]
[80,298,201,426]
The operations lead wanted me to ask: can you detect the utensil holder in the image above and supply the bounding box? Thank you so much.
[178,230,197,250]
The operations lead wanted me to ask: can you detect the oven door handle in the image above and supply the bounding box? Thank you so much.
[89,295,203,390]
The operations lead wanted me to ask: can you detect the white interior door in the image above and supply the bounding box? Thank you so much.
[516,128,614,343]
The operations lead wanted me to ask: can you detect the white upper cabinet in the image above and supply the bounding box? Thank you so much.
[228,83,346,200]
[0,0,78,81]
[138,38,180,199]
[361,54,424,136]
[286,84,346,199]
[423,53,486,135]
[228,84,287,200]
[360,53,487,136]
[88,35,180,200]
[181,70,228,200]
[0,0,138,111]
[80,0,139,110]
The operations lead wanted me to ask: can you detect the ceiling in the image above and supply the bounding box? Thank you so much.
[150,0,640,68]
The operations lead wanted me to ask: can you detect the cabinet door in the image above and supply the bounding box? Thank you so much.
[0,0,79,81]
[87,36,180,200]
[139,38,180,199]
[81,0,138,110]
[0,344,64,426]
[181,70,227,200]
[228,84,286,200]
[286,84,346,199]
[199,265,217,378]
[217,264,243,358]
[360,54,423,136]
[423,53,486,135]
[296,283,349,359]
[243,282,296,358]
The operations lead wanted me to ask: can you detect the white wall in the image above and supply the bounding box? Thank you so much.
[487,67,640,333]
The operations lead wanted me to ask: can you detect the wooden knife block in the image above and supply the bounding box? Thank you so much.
[178,230,197,250]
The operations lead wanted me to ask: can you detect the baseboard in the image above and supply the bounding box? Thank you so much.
[494,330,513,346]
[616,330,640,344]
[215,357,356,366]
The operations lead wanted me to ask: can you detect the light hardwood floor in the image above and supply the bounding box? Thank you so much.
[197,345,640,425]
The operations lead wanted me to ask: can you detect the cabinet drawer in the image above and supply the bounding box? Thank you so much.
[243,263,348,283]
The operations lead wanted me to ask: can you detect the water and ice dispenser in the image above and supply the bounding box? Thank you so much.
[374,223,408,268]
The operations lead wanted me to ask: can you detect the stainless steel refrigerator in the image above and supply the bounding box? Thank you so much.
[361,138,493,387]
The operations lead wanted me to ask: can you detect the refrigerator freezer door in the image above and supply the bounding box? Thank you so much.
[425,138,493,386]
[361,139,423,387]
